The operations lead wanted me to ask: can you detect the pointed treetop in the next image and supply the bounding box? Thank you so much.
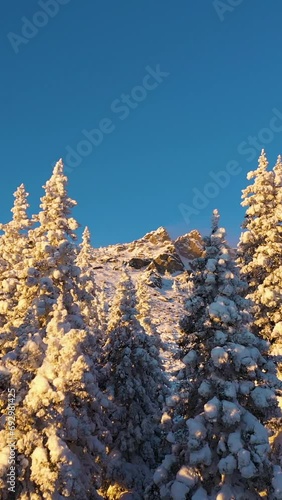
[77,226,92,266]
[13,183,27,196]
[43,158,69,198]
[0,182,31,239]
[82,226,91,247]
[273,154,282,191]
[211,209,220,234]
[2,183,31,233]
[38,158,79,240]
[273,154,282,176]
[258,148,268,170]
[12,183,28,202]
[44,159,67,195]
[52,158,64,176]
[245,150,273,186]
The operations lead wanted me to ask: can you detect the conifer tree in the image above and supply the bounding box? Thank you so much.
[0,184,36,408]
[0,183,31,245]
[10,297,109,499]
[76,227,98,330]
[0,161,111,499]
[0,161,82,399]
[100,273,167,497]
[249,155,282,377]
[136,278,159,338]
[8,160,82,335]
[149,210,279,499]
[0,184,32,327]
[37,158,79,241]
[238,152,282,348]
[77,226,92,267]
[237,149,275,294]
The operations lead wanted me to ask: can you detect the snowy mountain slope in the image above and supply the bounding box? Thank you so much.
[92,227,203,381]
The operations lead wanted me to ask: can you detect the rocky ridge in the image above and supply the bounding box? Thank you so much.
[92,227,204,381]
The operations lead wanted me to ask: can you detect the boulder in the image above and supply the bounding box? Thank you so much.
[127,257,152,269]
[153,253,184,275]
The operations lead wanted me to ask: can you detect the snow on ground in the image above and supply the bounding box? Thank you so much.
[92,227,197,383]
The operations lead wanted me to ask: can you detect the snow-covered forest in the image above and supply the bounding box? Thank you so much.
[1,151,282,499]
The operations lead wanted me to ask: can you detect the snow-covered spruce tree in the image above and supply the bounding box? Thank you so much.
[0,161,82,401]
[12,296,110,499]
[237,149,275,294]
[238,153,282,354]
[0,184,33,329]
[148,210,279,499]
[237,151,276,331]
[76,228,113,356]
[248,155,282,381]
[27,158,81,324]
[0,183,31,258]
[0,159,81,349]
[0,186,34,495]
[0,161,111,498]
[262,155,282,363]
[136,278,159,339]
[0,184,36,419]
[76,227,99,332]
[249,155,282,339]
[100,273,167,498]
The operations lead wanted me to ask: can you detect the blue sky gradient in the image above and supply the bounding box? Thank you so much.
[2,0,282,247]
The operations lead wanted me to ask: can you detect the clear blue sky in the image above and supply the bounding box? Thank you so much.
[1,0,282,247]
